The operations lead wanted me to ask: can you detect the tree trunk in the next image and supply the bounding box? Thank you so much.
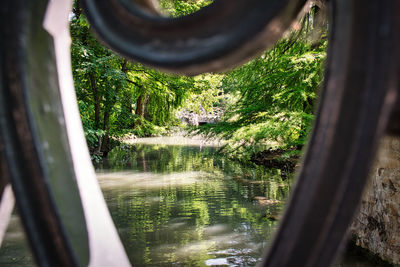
[88,73,101,129]
[101,109,111,155]
[135,94,146,118]
[121,59,128,73]
[310,3,327,46]
[100,60,128,153]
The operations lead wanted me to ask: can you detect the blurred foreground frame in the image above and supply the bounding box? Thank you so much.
[0,0,399,266]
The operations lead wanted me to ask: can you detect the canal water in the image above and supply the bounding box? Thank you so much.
[97,143,291,266]
[0,139,377,266]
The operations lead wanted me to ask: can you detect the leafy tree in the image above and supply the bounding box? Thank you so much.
[192,4,327,161]
[70,0,216,157]
[70,0,327,164]
[159,0,213,17]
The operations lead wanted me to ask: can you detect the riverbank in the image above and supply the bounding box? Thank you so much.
[117,130,301,173]
[121,131,223,148]
[250,148,301,172]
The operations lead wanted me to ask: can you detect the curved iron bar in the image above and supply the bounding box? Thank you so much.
[0,0,132,266]
[0,0,90,266]
[263,0,400,266]
[81,0,307,75]
[82,0,400,266]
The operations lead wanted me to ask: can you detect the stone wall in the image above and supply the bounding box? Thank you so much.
[350,136,400,264]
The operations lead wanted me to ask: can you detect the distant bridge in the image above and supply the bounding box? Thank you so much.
[179,107,224,126]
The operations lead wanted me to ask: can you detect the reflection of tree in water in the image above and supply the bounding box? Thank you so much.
[100,144,292,266]
[104,144,218,173]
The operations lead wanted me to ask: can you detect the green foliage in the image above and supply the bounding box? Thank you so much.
[159,0,213,17]
[70,0,215,154]
[193,22,327,161]
[71,0,327,163]
[84,128,106,149]
[130,117,165,137]
[179,74,224,114]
